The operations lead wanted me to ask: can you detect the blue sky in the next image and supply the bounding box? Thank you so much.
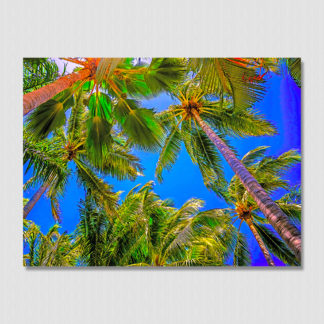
[23,65,301,266]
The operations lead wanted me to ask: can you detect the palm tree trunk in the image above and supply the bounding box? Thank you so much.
[192,110,301,262]
[246,219,275,266]
[23,68,92,116]
[23,184,48,219]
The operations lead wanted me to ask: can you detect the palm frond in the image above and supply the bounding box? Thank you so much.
[23,131,68,188]
[155,119,182,182]
[74,158,118,214]
[233,233,251,266]
[188,58,267,110]
[23,58,59,94]
[287,58,301,87]
[144,58,186,94]
[254,223,300,266]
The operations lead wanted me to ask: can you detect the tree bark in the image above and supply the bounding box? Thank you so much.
[246,218,275,266]
[23,68,91,116]
[192,110,301,262]
[23,184,48,219]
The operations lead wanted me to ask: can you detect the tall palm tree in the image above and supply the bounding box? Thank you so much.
[23,57,185,114]
[218,147,301,266]
[23,88,142,220]
[23,220,79,266]
[75,182,238,266]
[156,83,301,261]
[24,58,186,156]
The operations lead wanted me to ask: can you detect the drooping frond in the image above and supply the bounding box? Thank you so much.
[286,58,301,87]
[86,116,113,164]
[255,149,301,176]
[203,101,277,138]
[67,89,87,143]
[26,87,75,139]
[188,58,267,110]
[241,146,269,166]
[187,122,226,191]
[276,202,301,225]
[74,158,118,215]
[233,233,251,266]
[23,131,68,188]
[155,118,182,182]
[144,58,187,94]
[253,223,300,266]
[93,144,143,181]
[114,99,165,151]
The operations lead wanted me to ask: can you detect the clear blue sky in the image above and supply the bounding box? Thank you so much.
[24,67,301,266]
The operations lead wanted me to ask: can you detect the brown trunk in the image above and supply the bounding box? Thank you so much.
[246,218,275,266]
[23,184,48,219]
[192,110,301,262]
[23,68,92,116]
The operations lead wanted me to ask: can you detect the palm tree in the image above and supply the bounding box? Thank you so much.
[23,88,142,220]
[23,219,79,266]
[75,182,237,266]
[218,147,301,266]
[23,57,185,114]
[156,83,301,261]
[24,58,186,157]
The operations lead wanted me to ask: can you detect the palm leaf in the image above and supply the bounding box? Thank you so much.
[74,158,118,214]
[188,58,267,110]
[287,58,301,87]
[254,223,300,266]
[144,58,186,94]
[155,119,182,182]
[233,233,251,266]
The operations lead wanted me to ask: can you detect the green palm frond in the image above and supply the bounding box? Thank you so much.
[203,102,277,138]
[253,223,300,266]
[24,220,78,267]
[228,148,301,202]
[276,202,301,225]
[67,89,87,143]
[75,198,109,266]
[287,58,301,87]
[188,123,226,191]
[241,146,269,166]
[155,119,182,182]
[114,100,164,151]
[23,131,68,188]
[25,87,75,139]
[255,149,301,176]
[233,233,251,266]
[23,58,60,94]
[144,58,186,94]
[188,58,267,110]
[94,144,143,181]
[74,157,118,214]
[86,116,113,164]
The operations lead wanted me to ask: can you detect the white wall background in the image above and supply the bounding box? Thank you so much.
[1,0,323,323]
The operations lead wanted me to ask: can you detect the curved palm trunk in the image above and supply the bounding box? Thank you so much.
[23,68,92,116]
[192,110,301,262]
[246,219,275,266]
[23,184,48,219]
